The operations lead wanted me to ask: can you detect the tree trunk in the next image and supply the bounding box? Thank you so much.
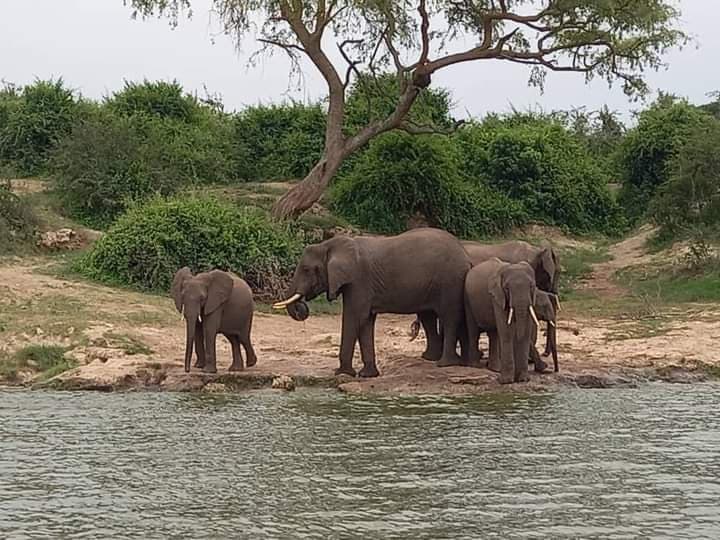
[271,151,343,220]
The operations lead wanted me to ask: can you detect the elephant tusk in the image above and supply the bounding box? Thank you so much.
[529,305,540,327]
[180,305,184,321]
[553,293,561,312]
[549,320,556,327]
[507,307,514,326]
[272,293,302,309]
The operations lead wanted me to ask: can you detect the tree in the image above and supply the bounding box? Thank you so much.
[127,0,686,219]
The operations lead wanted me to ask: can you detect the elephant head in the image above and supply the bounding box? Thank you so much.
[491,262,539,383]
[171,268,234,372]
[273,235,359,319]
[533,246,560,295]
[534,291,559,372]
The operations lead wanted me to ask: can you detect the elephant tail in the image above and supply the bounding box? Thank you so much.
[408,317,421,341]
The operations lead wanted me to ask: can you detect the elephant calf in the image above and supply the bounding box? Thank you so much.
[172,268,257,374]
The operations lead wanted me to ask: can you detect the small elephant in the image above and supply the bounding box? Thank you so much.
[171,268,257,373]
[528,290,559,373]
[273,228,472,377]
[465,258,539,384]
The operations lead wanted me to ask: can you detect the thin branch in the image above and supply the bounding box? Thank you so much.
[337,39,364,88]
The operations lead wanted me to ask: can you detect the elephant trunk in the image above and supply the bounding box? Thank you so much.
[513,308,533,372]
[183,308,198,373]
[548,321,558,372]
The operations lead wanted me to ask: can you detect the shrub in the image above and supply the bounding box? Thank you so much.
[233,103,326,180]
[0,181,38,252]
[618,96,711,221]
[0,79,81,174]
[78,196,303,295]
[331,132,523,237]
[105,80,201,123]
[649,119,720,238]
[455,117,624,235]
[50,108,235,227]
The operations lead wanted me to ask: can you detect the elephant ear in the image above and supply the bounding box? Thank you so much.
[326,236,360,301]
[489,266,507,310]
[171,267,193,313]
[537,247,557,290]
[205,270,234,315]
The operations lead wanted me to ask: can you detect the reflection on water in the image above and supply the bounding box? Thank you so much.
[1,384,720,539]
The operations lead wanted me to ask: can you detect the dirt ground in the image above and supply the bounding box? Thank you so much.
[1,221,719,394]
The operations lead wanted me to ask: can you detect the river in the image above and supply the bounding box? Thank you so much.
[1,384,719,539]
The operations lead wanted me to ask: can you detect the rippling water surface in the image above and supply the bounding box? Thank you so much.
[2,384,720,539]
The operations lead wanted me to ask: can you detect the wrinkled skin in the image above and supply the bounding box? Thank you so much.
[465,259,537,384]
[276,229,471,377]
[171,268,257,374]
[414,239,560,360]
[527,291,559,373]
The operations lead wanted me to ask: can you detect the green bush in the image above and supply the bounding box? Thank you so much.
[0,79,81,174]
[233,103,326,180]
[618,96,711,221]
[0,181,38,251]
[331,132,523,237]
[78,196,303,294]
[649,119,720,238]
[455,116,624,235]
[50,107,235,227]
[105,79,202,123]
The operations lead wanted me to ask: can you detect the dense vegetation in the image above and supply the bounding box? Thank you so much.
[0,181,38,252]
[2,77,719,292]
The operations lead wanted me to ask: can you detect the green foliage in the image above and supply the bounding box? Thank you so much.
[0,79,81,174]
[105,79,200,122]
[0,345,74,383]
[233,103,326,180]
[344,74,455,135]
[649,119,720,238]
[456,116,624,235]
[78,195,302,293]
[331,132,523,238]
[0,181,38,252]
[50,105,235,227]
[618,96,712,221]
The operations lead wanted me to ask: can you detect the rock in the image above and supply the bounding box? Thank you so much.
[271,375,296,391]
[202,382,228,393]
[37,228,79,250]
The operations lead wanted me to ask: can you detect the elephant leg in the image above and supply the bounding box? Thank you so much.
[530,345,548,373]
[419,311,442,361]
[437,311,463,367]
[464,299,482,368]
[228,335,244,372]
[242,335,257,368]
[203,324,218,374]
[193,321,206,369]
[498,331,514,385]
[336,308,358,377]
[358,314,379,378]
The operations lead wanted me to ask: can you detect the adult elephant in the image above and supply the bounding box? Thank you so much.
[273,228,472,377]
[414,239,560,358]
[465,258,539,384]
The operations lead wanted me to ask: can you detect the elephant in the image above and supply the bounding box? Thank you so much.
[412,239,560,358]
[527,290,559,373]
[171,268,257,374]
[464,258,539,384]
[273,228,472,377]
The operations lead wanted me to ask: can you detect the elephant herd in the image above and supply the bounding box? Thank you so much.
[172,228,560,385]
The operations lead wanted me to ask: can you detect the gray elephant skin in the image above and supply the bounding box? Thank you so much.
[464,258,539,384]
[273,228,472,377]
[172,268,257,373]
[528,290,559,372]
[416,239,560,359]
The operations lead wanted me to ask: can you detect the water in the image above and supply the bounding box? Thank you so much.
[1,385,720,539]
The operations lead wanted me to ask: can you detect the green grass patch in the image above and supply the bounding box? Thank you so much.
[557,245,611,295]
[630,271,720,304]
[0,344,77,383]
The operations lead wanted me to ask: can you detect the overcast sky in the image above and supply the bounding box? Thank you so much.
[2,0,718,120]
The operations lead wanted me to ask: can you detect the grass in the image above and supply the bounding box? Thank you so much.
[0,344,77,383]
[100,332,154,355]
[557,245,611,295]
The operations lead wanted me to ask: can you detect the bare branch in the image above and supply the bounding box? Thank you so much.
[338,39,364,88]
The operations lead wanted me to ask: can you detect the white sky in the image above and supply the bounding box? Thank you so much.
[2,0,719,120]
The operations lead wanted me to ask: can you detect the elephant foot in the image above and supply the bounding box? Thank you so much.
[466,359,485,369]
[246,357,257,368]
[487,361,501,373]
[228,363,244,372]
[421,348,442,362]
[437,354,464,367]
[498,373,514,385]
[202,365,218,374]
[359,365,380,378]
[334,366,357,377]
[194,361,205,369]
[515,373,530,383]
[534,359,549,373]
